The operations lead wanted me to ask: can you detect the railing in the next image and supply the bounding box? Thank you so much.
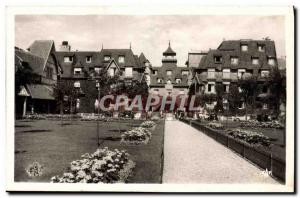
[178,118,286,183]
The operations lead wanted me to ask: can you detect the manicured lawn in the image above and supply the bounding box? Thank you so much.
[14,119,165,183]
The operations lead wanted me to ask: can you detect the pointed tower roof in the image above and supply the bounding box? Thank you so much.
[163,41,176,55]
[139,52,147,63]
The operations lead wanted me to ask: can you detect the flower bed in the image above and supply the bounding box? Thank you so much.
[240,120,284,129]
[121,127,152,145]
[140,121,156,128]
[51,147,135,183]
[207,122,224,130]
[226,129,271,147]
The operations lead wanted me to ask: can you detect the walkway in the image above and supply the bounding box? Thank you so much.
[162,120,280,184]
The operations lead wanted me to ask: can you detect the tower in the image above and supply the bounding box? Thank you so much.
[162,41,177,66]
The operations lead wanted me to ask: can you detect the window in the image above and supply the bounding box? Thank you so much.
[208,68,215,79]
[118,56,125,63]
[214,56,222,63]
[181,70,189,75]
[157,78,163,83]
[268,58,276,66]
[258,44,265,52]
[109,68,116,76]
[152,70,158,75]
[263,104,268,109]
[166,70,172,75]
[94,67,101,74]
[104,55,111,61]
[262,86,268,93]
[237,69,246,79]
[261,70,270,78]
[223,82,230,93]
[46,67,53,79]
[86,56,92,63]
[222,69,230,79]
[74,81,80,88]
[125,67,133,78]
[238,102,245,109]
[206,82,215,93]
[167,79,172,84]
[252,57,259,65]
[175,78,182,84]
[64,56,73,63]
[230,57,239,65]
[241,44,248,51]
[74,68,82,75]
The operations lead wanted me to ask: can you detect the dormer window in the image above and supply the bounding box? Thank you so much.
[214,56,222,64]
[166,70,172,75]
[94,67,101,74]
[261,70,270,78]
[258,44,265,52]
[74,68,82,75]
[181,70,189,75]
[230,57,239,65]
[175,78,182,84]
[104,55,111,62]
[86,56,92,63]
[74,81,80,88]
[252,57,259,65]
[268,58,276,66]
[118,56,125,63]
[64,56,73,63]
[157,78,163,84]
[241,44,248,51]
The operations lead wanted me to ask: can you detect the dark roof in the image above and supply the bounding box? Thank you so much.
[28,40,55,61]
[56,48,149,78]
[26,84,55,100]
[197,39,278,70]
[163,42,176,55]
[150,66,190,87]
[15,48,45,75]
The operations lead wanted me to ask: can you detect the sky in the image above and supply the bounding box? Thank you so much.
[15,15,285,66]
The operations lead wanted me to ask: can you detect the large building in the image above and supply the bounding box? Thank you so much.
[15,40,62,117]
[55,41,151,113]
[148,42,191,111]
[186,39,278,116]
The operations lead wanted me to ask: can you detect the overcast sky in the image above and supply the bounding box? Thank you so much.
[15,15,285,66]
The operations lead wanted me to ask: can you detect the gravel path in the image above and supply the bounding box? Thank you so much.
[162,120,281,184]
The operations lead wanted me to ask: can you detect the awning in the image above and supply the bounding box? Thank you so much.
[26,84,55,100]
[18,86,30,97]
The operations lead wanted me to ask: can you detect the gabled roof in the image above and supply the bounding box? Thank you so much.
[15,48,45,75]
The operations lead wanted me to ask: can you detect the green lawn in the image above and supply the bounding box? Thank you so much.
[15,119,165,183]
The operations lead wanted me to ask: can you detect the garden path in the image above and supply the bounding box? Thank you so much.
[162,120,280,184]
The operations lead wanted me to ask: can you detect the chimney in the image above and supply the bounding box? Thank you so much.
[59,41,71,51]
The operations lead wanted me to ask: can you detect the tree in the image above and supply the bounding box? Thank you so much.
[267,67,286,118]
[214,83,224,115]
[238,76,259,120]
[228,83,241,116]
[15,62,36,96]
[53,80,79,114]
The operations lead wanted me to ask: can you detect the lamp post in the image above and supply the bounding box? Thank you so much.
[96,80,101,148]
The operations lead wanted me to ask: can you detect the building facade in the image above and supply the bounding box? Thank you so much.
[55,41,151,113]
[148,42,191,111]
[15,40,62,117]
[186,39,279,117]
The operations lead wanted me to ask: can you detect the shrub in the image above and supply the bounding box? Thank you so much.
[23,114,46,120]
[121,127,151,145]
[207,122,224,130]
[240,120,284,129]
[140,121,156,128]
[226,129,271,147]
[51,147,135,183]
